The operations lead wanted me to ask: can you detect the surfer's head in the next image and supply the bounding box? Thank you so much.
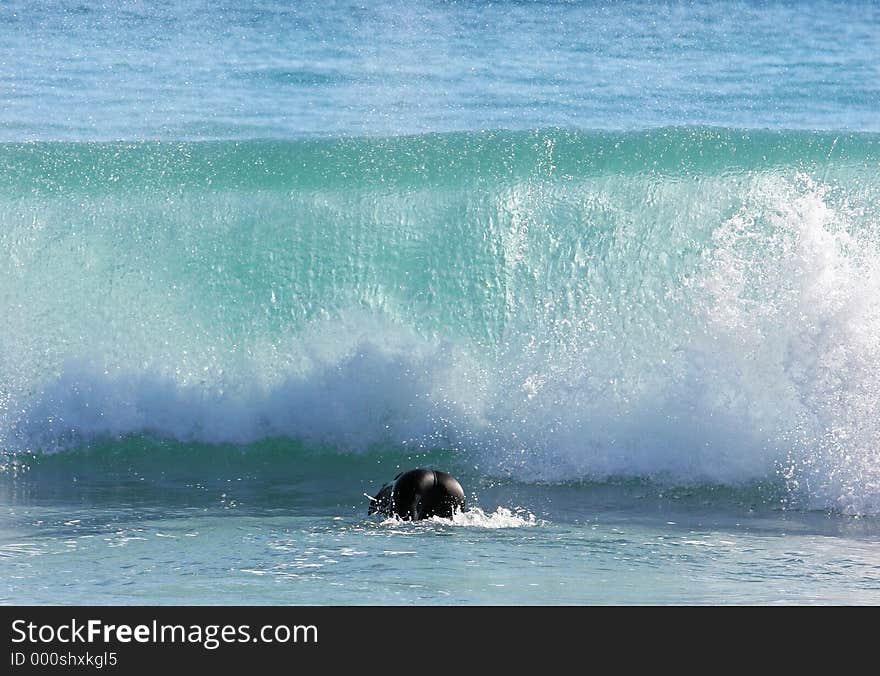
[368,468,465,520]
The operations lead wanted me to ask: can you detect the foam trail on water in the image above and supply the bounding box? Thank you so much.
[380,508,541,529]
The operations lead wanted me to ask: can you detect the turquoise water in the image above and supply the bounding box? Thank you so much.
[2,1,880,604]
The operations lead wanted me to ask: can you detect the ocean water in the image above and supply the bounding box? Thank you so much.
[2,0,880,605]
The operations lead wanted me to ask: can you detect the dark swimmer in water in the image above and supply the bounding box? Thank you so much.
[368,468,466,520]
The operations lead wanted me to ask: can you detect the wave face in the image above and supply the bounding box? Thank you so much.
[2,128,880,513]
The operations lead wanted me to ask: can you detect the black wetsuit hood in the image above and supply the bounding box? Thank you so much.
[368,469,465,520]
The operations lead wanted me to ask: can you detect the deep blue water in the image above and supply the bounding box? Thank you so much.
[2,1,879,139]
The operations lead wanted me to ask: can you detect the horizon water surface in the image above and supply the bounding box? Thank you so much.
[2,1,880,604]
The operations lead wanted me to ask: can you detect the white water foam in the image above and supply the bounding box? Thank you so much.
[695,174,880,513]
[379,507,541,529]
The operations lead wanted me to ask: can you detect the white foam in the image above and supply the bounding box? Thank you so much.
[380,507,541,529]
[694,174,880,514]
